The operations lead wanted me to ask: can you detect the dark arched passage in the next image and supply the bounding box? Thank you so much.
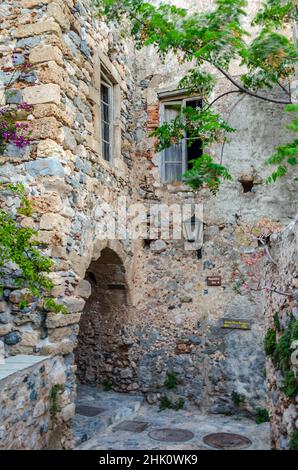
[75,248,135,391]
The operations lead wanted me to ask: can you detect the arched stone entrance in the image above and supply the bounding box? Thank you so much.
[74,247,137,391]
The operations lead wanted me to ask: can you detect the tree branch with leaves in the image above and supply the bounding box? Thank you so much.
[94,0,298,192]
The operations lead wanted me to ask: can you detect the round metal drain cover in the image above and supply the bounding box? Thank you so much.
[149,428,194,443]
[203,432,252,449]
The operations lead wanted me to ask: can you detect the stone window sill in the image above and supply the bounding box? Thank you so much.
[0,355,49,381]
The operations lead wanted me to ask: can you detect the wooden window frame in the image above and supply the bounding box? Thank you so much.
[159,95,202,183]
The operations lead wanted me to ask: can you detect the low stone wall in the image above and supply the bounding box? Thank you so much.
[0,355,74,450]
[265,216,298,450]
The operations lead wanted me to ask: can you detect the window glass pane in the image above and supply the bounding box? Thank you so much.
[164,103,181,121]
[102,122,110,142]
[162,103,183,182]
[165,162,182,182]
[101,103,109,122]
[185,99,202,169]
[101,84,109,104]
[186,99,202,111]
[186,138,203,162]
[100,80,112,162]
[103,142,110,161]
[164,143,182,162]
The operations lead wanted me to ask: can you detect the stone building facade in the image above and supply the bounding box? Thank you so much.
[0,0,297,449]
[0,0,139,448]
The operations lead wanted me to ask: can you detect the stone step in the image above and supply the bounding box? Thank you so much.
[73,385,144,447]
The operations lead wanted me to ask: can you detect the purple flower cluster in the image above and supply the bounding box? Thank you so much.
[18,102,32,111]
[0,51,34,154]
[1,127,31,148]
[0,102,32,151]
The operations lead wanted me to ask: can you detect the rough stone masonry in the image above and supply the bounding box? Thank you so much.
[0,0,297,449]
[264,217,298,450]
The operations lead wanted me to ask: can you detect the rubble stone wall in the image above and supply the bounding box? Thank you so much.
[0,356,71,450]
[265,217,298,450]
[0,0,138,447]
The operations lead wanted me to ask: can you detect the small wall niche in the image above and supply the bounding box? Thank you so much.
[238,176,255,193]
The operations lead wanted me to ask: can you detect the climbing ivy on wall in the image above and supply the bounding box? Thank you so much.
[94,0,298,192]
[265,316,298,397]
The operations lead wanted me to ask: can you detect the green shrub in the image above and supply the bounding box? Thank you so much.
[291,320,298,342]
[255,408,270,424]
[103,380,113,391]
[0,182,67,313]
[289,430,298,450]
[159,396,185,412]
[264,329,276,356]
[159,396,173,411]
[280,371,298,398]
[44,298,67,314]
[231,391,245,406]
[173,398,185,411]
[269,320,298,374]
[273,312,281,332]
[50,384,64,422]
[164,372,178,389]
[274,329,292,373]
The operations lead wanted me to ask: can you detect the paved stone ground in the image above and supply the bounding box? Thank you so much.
[75,386,270,450]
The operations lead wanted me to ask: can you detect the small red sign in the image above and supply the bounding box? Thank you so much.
[207,276,222,286]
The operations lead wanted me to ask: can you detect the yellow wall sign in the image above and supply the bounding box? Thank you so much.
[221,319,251,330]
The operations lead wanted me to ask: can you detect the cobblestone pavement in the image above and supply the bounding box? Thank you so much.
[75,386,270,450]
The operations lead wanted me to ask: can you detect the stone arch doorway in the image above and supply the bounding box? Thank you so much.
[75,247,136,391]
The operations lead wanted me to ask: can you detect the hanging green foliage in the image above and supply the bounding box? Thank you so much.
[0,182,66,313]
[265,104,298,183]
[94,0,298,193]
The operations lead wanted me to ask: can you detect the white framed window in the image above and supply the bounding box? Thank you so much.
[100,74,113,162]
[88,51,122,164]
[160,97,202,183]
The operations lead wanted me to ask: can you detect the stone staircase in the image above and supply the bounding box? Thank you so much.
[73,384,144,446]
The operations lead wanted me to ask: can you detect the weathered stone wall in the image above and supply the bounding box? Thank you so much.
[0,0,297,450]
[126,0,298,413]
[264,216,298,450]
[0,0,138,447]
[0,356,72,450]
